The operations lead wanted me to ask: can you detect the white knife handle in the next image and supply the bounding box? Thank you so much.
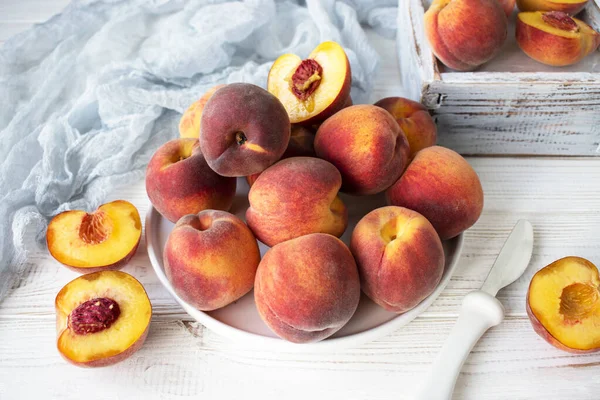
[412,290,505,400]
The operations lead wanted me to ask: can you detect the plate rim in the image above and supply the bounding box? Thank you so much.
[145,203,464,352]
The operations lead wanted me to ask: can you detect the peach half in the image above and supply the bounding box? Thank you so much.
[267,41,351,125]
[145,138,236,223]
[516,11,600,67]
[527,256,600,353]
[351,206,445,313]
[425,0,508,71]
[246,157,347,247]
[254,233,361,343]
[55,270,152,367]
[374,97,437,158]
[47,200,141,273]
[164,210,261,311]
[516,0,588,15]
[178,84,225,140]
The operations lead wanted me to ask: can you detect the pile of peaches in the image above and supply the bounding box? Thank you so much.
[425,0,600,69]
[45,40,600,368]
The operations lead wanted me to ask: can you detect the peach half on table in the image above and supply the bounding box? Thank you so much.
[200,83,291,177]
[145,138,236,223]
[374,97,437,158]
[351,206,445,314]
[246,157,347,247]
[55,270,152,367]
[178,84,225,139]
[254,233,361,343]
[47,200,141,273]
[164,210,261,311]
[516,11,600,67]
[424,0,508,71]
[267,41,351,125]
[246,124,316,187]
[386,146,483,240]
[527,256,600,353]
[516,0,588,15]
[314,104,410,196]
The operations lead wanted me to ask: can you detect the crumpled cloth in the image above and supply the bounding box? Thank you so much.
[0,0,398,301]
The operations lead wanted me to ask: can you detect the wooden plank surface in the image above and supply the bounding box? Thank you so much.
[2,1,600,399]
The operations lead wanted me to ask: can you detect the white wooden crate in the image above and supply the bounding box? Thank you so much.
[398,0,600,155]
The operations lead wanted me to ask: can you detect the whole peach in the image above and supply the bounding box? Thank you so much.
[246,157,347,247]
[425,0,508,71]
[164,210,260,311]
[386,146,483,240]
[145,138,236,223]
[200,83,291,177]
[255,233,361,343]
[314,105,410,195]
[351,206,445,313]
[374,97,437,158]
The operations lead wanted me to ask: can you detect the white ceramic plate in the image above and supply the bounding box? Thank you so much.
[146,178,464,352]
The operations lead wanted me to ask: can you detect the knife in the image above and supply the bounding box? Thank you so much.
[412,219,534,400]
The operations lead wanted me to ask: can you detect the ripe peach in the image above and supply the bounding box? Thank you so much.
[498,0,516,16]
[527,256,600,353]
[178,84,225,139]
[268,41,351,125]
[254,233,361,343]
[47,200,141,273]
[314,105,410,195]
[424,0,508,71]
[246,157,347,247]
[145,138,236,223]
[55,271,152,367]
[200,83,291,177]
[164,210,260,311]
[246,124,316,187]
[386,146,483,240]
[516,11,600,67]
[374,97,437,158]
[351,207,445,313]
[516,0,588,15]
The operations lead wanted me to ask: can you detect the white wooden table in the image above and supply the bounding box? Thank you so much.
[1,1,600,399]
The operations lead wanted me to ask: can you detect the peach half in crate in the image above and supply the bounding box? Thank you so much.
[267,41,351,125]
[47,200,141,273]
[55,270,152,367]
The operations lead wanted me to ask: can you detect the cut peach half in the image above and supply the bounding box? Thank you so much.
[179,84,225,139]
[267,41,351,125]
[516,0,588,15]
[47,200,141,273]
[55,270,152,367]
[516,11,600,66]
[527,256,600,353]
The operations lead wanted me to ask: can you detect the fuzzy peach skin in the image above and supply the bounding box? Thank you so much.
[386,146,483,240]
[246,124,316,187]
[47,200,142,274]
[55,271,152,367]
[425,0,508,71]
[498,0,516,16]
[516,0,588,15]
[200,83,291,177]
[374,97,437,158]
[527,256,600,353]
[350,206,445,313]
[178,84,225,139]
[246,157,347,247]
[314,105,410,195]
[145,138,236,223]
[516,11,600,67]
[268,41,352,126]
[164,210,261,311]
[254,233,361,343]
